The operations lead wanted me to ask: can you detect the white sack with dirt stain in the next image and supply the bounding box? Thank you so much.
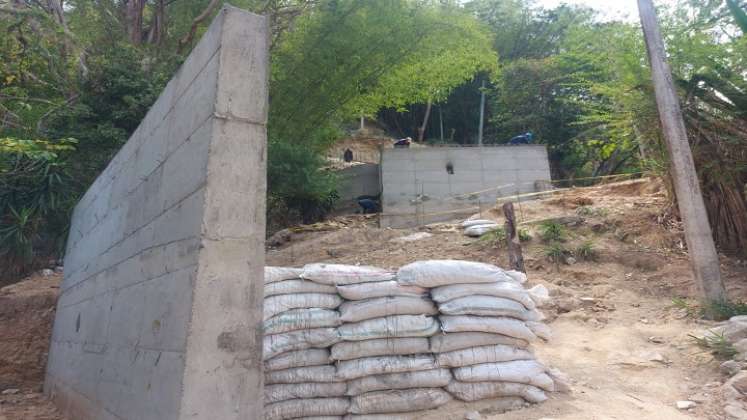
[452,360,555,390]
[346,368,452,395]
[336,354,438,380]
[263,327,340,360]
[265,266,303,284]
[302,263,395,285]
[264,382,348,404]
[339,296,437,323]
[397,260,515,287]
[429,332,529,353]
[338,315,439,341]
[439,315,537,341]
[431,282,535,309]
[264,397,350,420]
[446,380,547,403]
[348,388,452,414]
[265,279,337,297]
[438,296,543,321]
[265,348,331,371]
[336,281,427,301]
[461,219,497,228]
[264,308,341,335]
[331,337,430,361]
[435,344,535,367]
[264,293,342,321]
[464,224,501,237]
[265,365,340,384]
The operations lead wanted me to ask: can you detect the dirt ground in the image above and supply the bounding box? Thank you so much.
[3,177,747,419]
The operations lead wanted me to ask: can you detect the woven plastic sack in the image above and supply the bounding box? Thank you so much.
[264,293,342,321]
[464,224,501,237]
[397,260,514,287]
[446,380,547,403]
[339,296,437,323]
[264,397,350,420]
[264,308,341,335]
[431,282,535,309]
[265,348,331,371]
[505,270,527,284]
[344,415,416,420]
[302,263,395,285]
[528,284,550,307]
[265,365,340,385]
[346,369,452,396]
[527,321,552,341]
[330,337,430,361]
[265,279,337,297]
[264,382,348,404]
[336,281,427,301]
[452,360,555,390]
[264,328,340,360]
[336,354,437,380]
[429,332,528,353]
[439,315,537,342]
[435,344,534,367]
[461,219,496,228]
[338,315,439,341]
[438,296,542,321]
[349,388,452,415]
[265,266,303,284]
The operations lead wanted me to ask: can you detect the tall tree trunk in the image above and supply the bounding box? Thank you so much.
[146,0,166,45]
[179,0,222,53]
[417,99,432,142]
[126,0,147,45]
[638,0,727,312]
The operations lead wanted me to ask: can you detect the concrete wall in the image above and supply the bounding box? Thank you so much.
[333,163,381,213]
[380,146,551,228]
[45,7,268,420]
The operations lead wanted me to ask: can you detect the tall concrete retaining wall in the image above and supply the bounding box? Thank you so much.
[44,7,269,420]
[380,146,551,227]
[333,163,381,213]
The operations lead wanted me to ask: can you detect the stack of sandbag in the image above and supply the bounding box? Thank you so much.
[263,266,347,420]
[326,266,452,418]
[461,219,501,237]
[397,260,555,405]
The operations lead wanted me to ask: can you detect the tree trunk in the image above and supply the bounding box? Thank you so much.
[178,0,222,53]
[146,0,166,45]
[502,202,525,273]
[126,0,147,45]
[417,99,432,142]
[638,0,727,312]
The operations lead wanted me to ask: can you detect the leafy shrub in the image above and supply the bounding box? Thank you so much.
[478,226,507,246]
[539,221,566,242]
[518,228,532,242]
[575,240,598,261]
[544,242,569,264]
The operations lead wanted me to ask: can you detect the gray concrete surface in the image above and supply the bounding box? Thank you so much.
[380,146,551,227]
[333,163,381,213]
[44,7,268,420]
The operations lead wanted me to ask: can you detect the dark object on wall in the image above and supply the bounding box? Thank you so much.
[343,149,353,162]
[446,162,454,174]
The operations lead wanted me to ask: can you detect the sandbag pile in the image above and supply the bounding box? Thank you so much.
[461,219,501,237]
[262,261,555,420]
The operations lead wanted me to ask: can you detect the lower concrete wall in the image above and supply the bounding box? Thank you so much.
[334,163,380,212]
[380,146,551,228]
[44,7,268,420]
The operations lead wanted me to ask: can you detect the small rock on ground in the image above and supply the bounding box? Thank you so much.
[675,400,697,410]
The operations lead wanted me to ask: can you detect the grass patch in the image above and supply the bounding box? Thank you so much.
[576,206,609,217]
[478,227,506,247]
[544,242,569,264]
[518,228,532,242]
[539,221,566,242]
[690,330,737,359]
[575,240,598,261]
[704,300,747,321]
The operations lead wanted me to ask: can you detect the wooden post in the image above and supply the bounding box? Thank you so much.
[637,0,727,310]
[503,202,525,273]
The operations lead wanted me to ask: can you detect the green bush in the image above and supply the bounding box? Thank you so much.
[544,242,569,264]
[518,228,532,242]
[575,240,598,261]
[539,221,566,242]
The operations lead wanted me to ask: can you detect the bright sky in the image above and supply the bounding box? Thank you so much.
[536,0,677,22]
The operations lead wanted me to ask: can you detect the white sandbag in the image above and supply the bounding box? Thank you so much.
[302,263,395,285]
[527,321,552,341]
[338,315,440,341]
[265,365,340,384]
[349,388,452,414]
[264,294,342,321]
[330,337,430,361]
[461,219,496,228]
[264,382,348,404]
[337,281,427,301]
[265,279,337,297]
[429,332,528,353]
[264,308,341,335]
[265,348,331,371]
[397,260,514,287]
[264,397,350,420]
[435,344,534,367]
[346,369,452,395]
[439,315,537,342]
[438,296,542,321]
[464,224,501,237]
[344,415,416,420]
[528,284,550,307]
[264,328,340,360]
[336,354,437,380]
[339,296,437,323]
[431,282,535,309]
[505,270,527,284]
[452,360,555,390]
[446,381,547,403]
[266,266,303,284]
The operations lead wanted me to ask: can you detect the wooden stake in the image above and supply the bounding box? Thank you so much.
[503,202,525,273]
[637,0,726,310]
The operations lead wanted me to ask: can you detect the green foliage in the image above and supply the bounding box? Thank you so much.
[726,0,747,34]
[518,228,532,242]
[544,242,569,264]
[539,221,566,242]
[703,300,747,321]
[576,206,608,217]
[690,331,737,359]
[575,240,597,261]
[477,226,506,246]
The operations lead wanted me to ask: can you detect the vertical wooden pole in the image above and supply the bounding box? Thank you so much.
[637,0,726,310]
[503,202,525,273]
